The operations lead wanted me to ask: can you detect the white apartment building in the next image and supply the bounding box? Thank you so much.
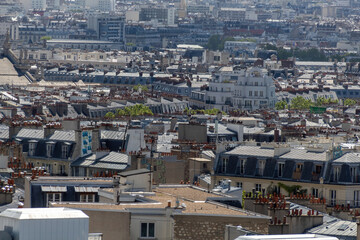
[205,66,276,111]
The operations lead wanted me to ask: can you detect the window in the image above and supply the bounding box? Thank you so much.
[255,184,261,192]
[80,194,95,202]
[330,190,336,206]
[296,163,303,172]
[333,167,340,182]
[236,182,242,188]
[239,159,246,174]
[62,145,68,159]
[141,223,155,238]
[59,165,65,175]
[351,167,358,182]
[315,165,322,174]
[46,193,62,207]
[46,143,54,158]
[222,158,228,173]
[29,142,36,156]
[260,91,263,97]
[278,162,285,177]
[354,191,360,207]
[249,91,252,97]
[254,91,258,97]
[258,160,265,176]
[312,188,319,198]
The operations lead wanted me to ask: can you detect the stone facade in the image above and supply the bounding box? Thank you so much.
[173,214,269,240]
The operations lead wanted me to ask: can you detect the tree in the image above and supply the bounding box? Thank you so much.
[290,96,313,110]
[275,100,288,110]
[206,35,235,51]
[105,112,115,119]
[278,182,306,196]
[133,84,149,92]
[316,97,338,106]
[344,98,356,106]
[117,104,153,117]
[41,36,51,41]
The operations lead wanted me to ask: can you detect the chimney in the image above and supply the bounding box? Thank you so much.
[274,128,280,142]
[170,117,177,131]
[9,124,21,140]
[91,128,100,152]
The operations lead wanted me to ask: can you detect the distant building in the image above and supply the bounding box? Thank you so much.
[88,15,125,43]
[139,7,176,25]
[205,66,276,111]
[0,208,89,240]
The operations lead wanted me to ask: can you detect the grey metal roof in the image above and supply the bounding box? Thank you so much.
[333,153,360,164]
[225,146,274,158]
[207,123,236,136]
[0,126,9,140]
[100,152,129,163]
[308,220,357,239]
[16,128,44,139]
[72,152,129,171]
[100,130,125,140]
[202,150,216,159]
[74,186,99,193]
[41,186,67,192]
[279,149,328,162]
[49,130,75,142]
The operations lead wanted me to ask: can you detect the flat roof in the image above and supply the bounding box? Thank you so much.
[236,234,338,240]
[52,186,253,217]
[0,208,88,220]
[47,39,116,44]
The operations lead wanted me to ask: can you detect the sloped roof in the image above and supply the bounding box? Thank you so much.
[49,130,75,142]
[16,128,44,139]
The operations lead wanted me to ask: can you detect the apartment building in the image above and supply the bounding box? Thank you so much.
[205,66,276,111]
[212,143,360,208]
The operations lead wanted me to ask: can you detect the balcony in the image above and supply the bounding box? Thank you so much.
[205,100,215,104]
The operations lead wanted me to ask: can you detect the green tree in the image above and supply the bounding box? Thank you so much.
[206,35,235,51]
[278,182,306,196]
[120,104,153,117]
[104,112,115,119]
[41,36,51,41]
[133,84,149,92]
[275,100,288,110]
[290,96,313,110]
[344,98,356,106]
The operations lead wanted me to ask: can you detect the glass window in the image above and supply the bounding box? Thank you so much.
[141,223,155,238]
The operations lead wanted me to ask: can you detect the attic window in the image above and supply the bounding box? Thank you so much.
[338,224,349,231]
[46,142,55,158]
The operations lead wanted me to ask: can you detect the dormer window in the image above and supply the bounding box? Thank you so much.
[46,142,55,158]
[333,166,341,182]
[28,141,38,157]
[62,143,70,159]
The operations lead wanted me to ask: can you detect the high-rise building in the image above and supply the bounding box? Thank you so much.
[139,7,176,25]
[88,14,125,43]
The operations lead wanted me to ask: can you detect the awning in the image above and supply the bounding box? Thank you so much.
[41,186,67,192]
[189,157,211,162]
[74,186,99,193]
